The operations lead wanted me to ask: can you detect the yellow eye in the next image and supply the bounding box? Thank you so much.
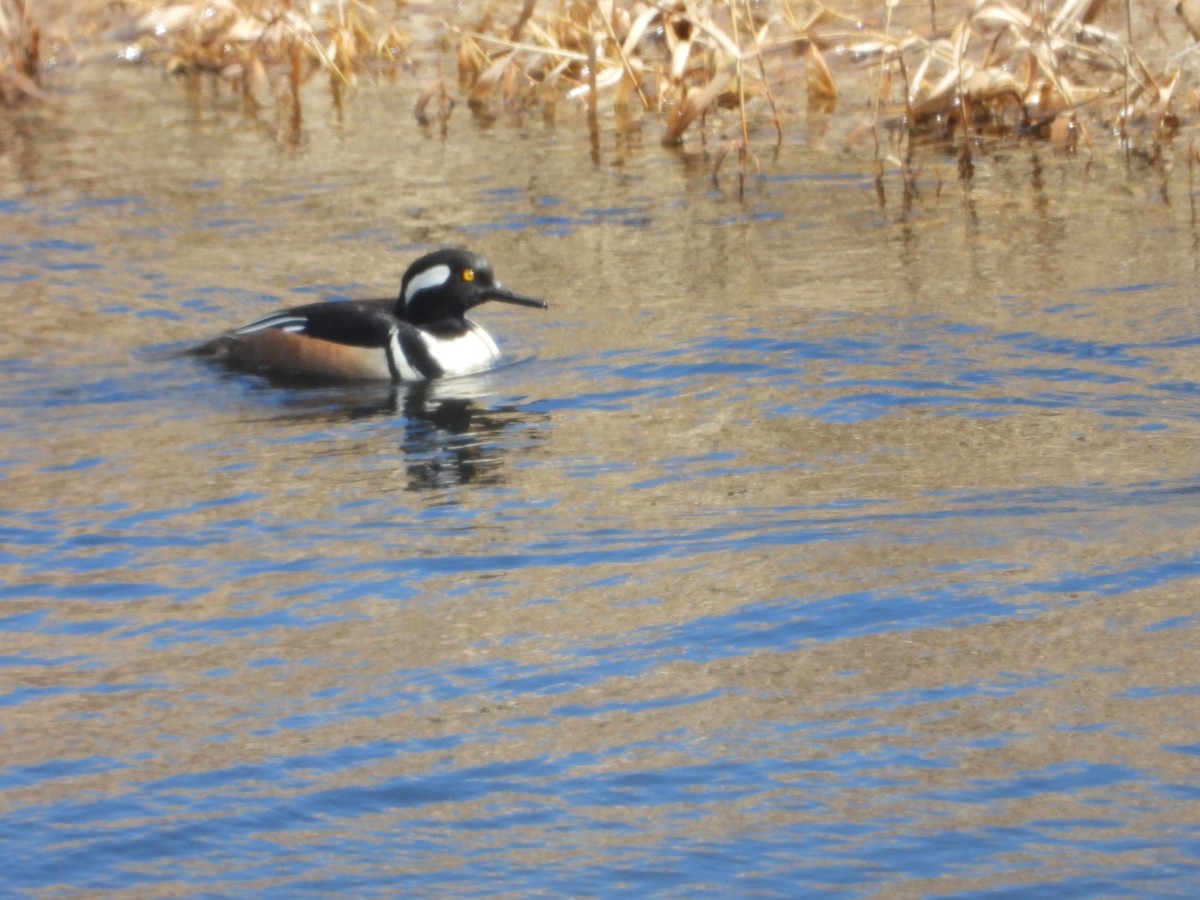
[462,268,475,282]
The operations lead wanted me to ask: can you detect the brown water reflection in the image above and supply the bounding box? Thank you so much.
[1,52,1200,896]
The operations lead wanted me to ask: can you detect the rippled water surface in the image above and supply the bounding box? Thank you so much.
[4,60,1200,897]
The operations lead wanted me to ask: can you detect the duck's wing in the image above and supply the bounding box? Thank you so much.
[227,297,398,348]
[189,298,411,381]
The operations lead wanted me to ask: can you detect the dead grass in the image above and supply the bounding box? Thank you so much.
[100,0,408,116]
[457,1,1194,164]
[0,0,41,103]
[8,1,1200,182]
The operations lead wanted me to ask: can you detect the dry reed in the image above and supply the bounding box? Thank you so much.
[0,0,41,103]
[456,0,1188,177]
[106,0,408,115]
[5,0,1194,180]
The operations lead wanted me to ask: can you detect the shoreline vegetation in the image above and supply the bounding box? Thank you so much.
[3,0,1198,184]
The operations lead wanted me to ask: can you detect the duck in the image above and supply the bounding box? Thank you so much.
[188,248,547,381]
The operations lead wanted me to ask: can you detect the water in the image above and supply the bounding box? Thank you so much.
[3,58,1200,897]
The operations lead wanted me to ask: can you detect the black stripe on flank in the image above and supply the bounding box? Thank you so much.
[397,324,444,380]
[383,327,402,381]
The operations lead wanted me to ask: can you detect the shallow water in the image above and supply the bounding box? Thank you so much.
[3,60,1200,897]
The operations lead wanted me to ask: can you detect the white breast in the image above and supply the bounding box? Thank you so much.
[422,320,502,377]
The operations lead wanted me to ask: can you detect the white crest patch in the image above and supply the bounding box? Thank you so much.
[404,264,452,306]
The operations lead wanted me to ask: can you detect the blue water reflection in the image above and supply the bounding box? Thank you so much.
[3,70,1200,898]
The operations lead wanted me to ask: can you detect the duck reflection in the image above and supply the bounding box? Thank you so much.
[255,372,546,492]
[395,377,544,492]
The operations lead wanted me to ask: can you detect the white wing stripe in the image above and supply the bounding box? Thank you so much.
[233,314,309,336]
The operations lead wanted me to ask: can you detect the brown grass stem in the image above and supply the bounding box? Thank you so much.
[594,0,651,111]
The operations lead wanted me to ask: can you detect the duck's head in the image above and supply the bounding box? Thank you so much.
[398,248,547,327]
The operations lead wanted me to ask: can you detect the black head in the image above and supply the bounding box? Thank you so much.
[397,248,547,328]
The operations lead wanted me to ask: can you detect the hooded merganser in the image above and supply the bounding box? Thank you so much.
[189,248,548,381]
